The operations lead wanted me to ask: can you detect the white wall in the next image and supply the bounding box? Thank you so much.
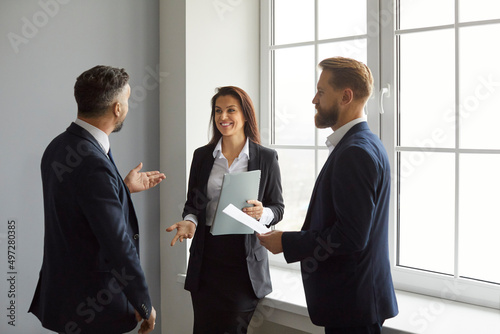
[159,0,260,333]
[0,1,161,333]
[186,0,260,153]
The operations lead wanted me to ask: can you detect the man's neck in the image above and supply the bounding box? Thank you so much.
[332,103,365,131]
[77,116,113,135]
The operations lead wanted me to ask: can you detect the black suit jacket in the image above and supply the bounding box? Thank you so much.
[183,141,284,298]
[282,122,398,327]
[29,123,152,334]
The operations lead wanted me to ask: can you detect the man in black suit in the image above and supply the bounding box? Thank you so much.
[258,57,398,334]
[29,65,165,334]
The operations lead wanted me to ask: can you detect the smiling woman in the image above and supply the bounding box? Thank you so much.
[166,86,284,334]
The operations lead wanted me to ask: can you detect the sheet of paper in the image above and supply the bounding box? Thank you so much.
[222,204,271,234]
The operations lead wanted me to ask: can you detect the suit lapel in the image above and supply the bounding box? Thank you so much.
[302,152,332,230]
[302,122,369,231]
[200,145,216,194]
[67,122,139,231]
[68,122,128,187]
[248,141,259,171]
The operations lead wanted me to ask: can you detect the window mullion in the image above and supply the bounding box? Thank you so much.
[260,0,272,146]
[366,0,381,137]
[454,0,460,280]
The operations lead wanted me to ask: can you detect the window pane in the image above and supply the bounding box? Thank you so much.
[318,0,366,40]
[274,46,316,146]
[274,0,314,45]
[399,0,454,30]
[275,149,316,231]
[459,154,500,284]
[398,152,455,274]
[318,39,367,65]
[459,0,500,22]
[399,30,455,148]
[459,24,500,149]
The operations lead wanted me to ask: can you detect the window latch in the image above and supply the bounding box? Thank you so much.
[379,84,390,114]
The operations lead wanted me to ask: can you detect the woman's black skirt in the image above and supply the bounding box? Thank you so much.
[190,229,259,334]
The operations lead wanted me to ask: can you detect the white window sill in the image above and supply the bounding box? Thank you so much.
[177,267,500,333]
[262,267,500,334]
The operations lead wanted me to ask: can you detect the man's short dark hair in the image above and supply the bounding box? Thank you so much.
[74,65,129,118]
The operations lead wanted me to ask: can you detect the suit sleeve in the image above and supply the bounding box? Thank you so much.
[283,146,379,263]
[261,150,284,226]
[77,161,152,319]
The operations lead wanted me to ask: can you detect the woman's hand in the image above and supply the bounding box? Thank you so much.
[166,220,196,246]
[243,199,263,220]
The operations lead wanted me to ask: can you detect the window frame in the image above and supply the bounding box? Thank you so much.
[384,0,500,309]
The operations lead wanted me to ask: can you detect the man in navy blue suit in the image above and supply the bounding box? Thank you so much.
[29,65,165,334]
[258,57,398,333]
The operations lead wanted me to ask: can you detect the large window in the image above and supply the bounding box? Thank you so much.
[392,0,500,308]
[262,0,500,309]
[260,0,380,232]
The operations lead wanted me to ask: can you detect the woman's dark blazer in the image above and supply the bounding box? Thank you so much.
[183,140,284,298]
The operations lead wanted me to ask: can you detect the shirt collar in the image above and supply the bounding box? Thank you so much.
[326,117,367,154]
[74,118,110,154]
[213,137,250,159]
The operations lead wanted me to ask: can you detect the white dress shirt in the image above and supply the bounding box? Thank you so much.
[185,138,274,227]
[326,117,367,155]
[74,118,110,155]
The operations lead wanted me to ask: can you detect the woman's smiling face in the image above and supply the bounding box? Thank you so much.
[214,95,246,139]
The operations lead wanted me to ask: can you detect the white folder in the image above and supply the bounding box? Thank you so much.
[210,170,261,235]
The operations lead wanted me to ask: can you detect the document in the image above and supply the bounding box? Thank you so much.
[222,204,271,234]
[210,170,261,235]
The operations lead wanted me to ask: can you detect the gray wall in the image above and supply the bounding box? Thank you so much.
[0,0,161,333]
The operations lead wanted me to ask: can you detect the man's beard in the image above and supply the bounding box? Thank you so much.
[314,104,339,129]
[112,120,124,133]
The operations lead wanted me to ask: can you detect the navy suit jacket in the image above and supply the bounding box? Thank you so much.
[29,123,151,334]
[282,122,398,327]
[183,141,284,298]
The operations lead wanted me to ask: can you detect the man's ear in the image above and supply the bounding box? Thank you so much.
[113,102,121,117]
[341,88,354,105]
